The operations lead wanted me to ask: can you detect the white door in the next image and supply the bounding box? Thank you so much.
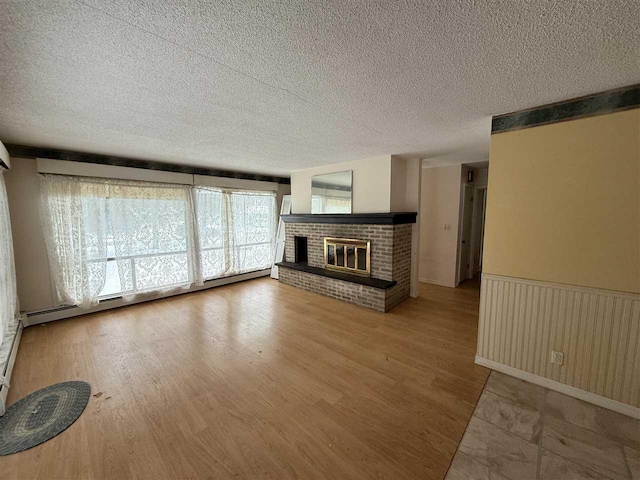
[458,184,474,284]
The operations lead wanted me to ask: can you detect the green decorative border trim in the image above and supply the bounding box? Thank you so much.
[4,144,290,184]
[492,84,640,134]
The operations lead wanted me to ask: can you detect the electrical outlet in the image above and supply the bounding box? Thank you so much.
[551,350,564,365]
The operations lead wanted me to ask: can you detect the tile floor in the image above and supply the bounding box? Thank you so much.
[446,371,640,480]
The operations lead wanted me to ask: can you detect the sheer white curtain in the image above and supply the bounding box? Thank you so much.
[0,171,19,360]
[41,175,276,308]
[40,175,108,308]
[227,190,276,274]
[40,175,200,308]
[194,187,276,279]
[105,179,201,297]
[194,187,227,279]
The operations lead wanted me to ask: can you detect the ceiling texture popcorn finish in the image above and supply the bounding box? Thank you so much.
[0,1,639,175]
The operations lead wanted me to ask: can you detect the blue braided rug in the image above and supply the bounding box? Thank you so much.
[0,381,90,455]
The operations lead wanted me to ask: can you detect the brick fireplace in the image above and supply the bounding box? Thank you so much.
[276,213,416,312]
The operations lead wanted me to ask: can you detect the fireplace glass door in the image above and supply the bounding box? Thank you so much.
[324,237,370,276]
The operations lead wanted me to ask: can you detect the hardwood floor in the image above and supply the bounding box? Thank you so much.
[1,277,489,479]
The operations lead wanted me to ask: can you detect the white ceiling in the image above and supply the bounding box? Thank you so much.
[1,1,638,176]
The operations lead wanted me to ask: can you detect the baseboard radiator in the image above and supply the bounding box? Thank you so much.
[0,320,23,415]
[477,273,640,418]
[25,269,270,325]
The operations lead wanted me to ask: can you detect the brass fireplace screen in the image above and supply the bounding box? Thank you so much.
[324,237,371,276]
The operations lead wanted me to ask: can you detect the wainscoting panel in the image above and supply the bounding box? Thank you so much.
[477,274,640,408]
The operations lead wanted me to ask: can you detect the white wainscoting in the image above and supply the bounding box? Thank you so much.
[477,273,640,412]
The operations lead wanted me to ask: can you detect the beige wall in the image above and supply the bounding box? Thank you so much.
[290,155,392,214]
[390,156,408,211]
[390,156,422,296]
[4,157,55,311]
[484,109,640,293]
[474,167,489,187]
[479,108,640,411]
[419,164,462,287]
[404,158,422,297]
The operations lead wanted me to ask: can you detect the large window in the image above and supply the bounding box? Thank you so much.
[40,175,276,308]
[194,187,276,280]
[85,194,195,298]
[194,188,225,280]
[229,191,277,274]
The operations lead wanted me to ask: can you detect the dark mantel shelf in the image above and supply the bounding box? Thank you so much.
[281,212,417,225]
[276,262,397,290]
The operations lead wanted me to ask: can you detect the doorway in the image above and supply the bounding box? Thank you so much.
[469,186,487,279]
[457,165,489,286]
[457,184,474,284]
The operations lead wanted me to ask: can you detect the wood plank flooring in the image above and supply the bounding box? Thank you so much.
[1,277,489,479]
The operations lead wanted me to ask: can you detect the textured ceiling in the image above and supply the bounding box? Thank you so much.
[1,1,638,175]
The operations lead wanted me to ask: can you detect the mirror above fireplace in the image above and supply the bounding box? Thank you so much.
[311,170,352,214]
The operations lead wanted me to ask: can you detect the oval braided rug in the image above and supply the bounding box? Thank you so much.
[0,381,90,455]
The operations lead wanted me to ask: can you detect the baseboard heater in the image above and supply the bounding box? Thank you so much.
[0,320,23,415]
[24,268,271,325]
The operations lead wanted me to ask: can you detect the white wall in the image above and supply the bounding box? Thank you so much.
[290,155,392,213]
[474,167,489,187]
[403,158,422,297]
[390,156,408,211]
[419,163,488,288]
[4,158,55,311]
[419,164,462,287]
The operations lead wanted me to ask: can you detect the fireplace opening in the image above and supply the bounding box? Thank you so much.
[294,236,308,264]
[324,237,370,276]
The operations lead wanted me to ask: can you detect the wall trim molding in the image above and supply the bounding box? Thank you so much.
[5,144,290,184]
[475,356,640,419]
[491,84,640,134]
[481,273,639,299]
[24,269,270,326]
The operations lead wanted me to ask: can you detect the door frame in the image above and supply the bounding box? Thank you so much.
[468,186,488,279]
[456,183,475,285]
